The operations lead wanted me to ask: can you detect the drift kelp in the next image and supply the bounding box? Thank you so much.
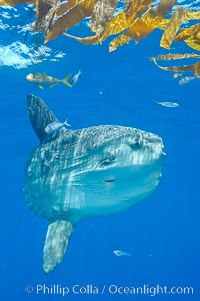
[150,53,200,80]
[149,53,200,61]
[0,0,34,4]
[1,0,199,52]
[153,61,200,77]
[89,0,118,35]
[174,23,200,52]
[67,0,154,46]
[109,0,177,51]
[1,2,200,81]
[160,9,200,50]
[31,0,62,33]
[45,0,98,43]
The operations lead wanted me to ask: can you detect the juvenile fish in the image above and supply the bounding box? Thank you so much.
[178,75,198,85]
[70,70,82,85]
[45,120,71,134]
[156,101,179,108]
[113,249,133,257]
[26,72,72,89]
[173,73,182,78]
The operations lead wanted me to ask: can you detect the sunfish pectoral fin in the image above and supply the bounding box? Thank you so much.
[43,220,74,274]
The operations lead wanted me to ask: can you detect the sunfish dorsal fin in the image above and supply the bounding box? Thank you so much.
[27,94,60,142]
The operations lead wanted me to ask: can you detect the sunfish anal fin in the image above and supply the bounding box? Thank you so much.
[43,220,74,274]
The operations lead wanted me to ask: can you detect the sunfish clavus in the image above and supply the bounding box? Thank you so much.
[24,94,165,274]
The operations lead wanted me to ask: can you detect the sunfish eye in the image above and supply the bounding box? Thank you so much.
[129,141,141,150]
[99,158,111,167]
[99,150,116,168]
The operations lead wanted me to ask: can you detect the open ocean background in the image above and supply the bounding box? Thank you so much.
[0,2,199,300]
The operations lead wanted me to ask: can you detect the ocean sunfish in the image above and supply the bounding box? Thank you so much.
[24,95,165,274]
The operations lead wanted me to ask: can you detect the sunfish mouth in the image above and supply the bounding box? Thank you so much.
[103,178,116,183]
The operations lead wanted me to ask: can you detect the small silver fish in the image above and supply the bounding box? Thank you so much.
[173,73,182,79]
[178,76,197,86]
[156,101,179,108]
[70,70,81,85]
[113,249,133,257]
[45,119,71,134]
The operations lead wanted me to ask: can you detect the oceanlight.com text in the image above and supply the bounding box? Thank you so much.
[24,283,194,297]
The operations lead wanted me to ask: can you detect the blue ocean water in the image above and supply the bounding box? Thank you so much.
[0,2,200,301]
